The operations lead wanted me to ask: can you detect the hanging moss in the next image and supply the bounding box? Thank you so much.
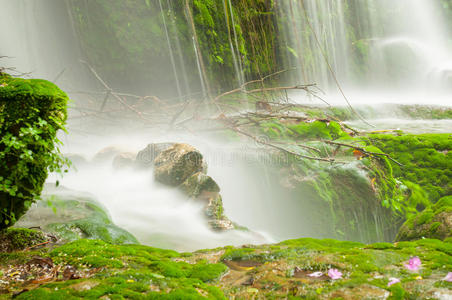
[0,74,68,229]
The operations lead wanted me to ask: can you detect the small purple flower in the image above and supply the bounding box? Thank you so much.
[387,277,401,287]
[328,268,343,280]
[308,271,323,277]
[404,256,421,272]
[443,272,452,282]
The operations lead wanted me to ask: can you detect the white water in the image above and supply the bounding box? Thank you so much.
[277,0,452,106]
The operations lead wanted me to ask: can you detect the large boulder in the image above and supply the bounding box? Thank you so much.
[396,196,452,241]
[154,144,204,186]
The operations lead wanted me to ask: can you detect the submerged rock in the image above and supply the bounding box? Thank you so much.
[92,146,125,164]
[396,196,452,241]
[15,186,138,245]
[112,152,136,169]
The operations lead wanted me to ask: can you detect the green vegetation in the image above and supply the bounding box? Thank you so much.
[0,237,449,299]
[261,119,349,140]
[0,228,46,252]
[362,133,451,203]
[396,196,452,241]
[0,74,68,229]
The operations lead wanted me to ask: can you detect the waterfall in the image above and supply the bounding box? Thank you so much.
[276,0,452,99]
[158,0,183,100]
[0,0,89,90]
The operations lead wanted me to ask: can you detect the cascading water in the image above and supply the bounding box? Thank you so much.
[0,0,90,91]
[277,0,452,104]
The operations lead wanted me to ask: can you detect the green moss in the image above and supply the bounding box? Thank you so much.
[0,228,46,252]
[362,134,451,203]
[0,75,68,229]
[396,195,452,241]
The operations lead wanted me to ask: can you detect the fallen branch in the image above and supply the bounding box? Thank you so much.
[324,140,403,166]
[232,127,338,163]
[23,241,50,252]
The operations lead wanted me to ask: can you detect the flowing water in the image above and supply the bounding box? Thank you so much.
[277,0,452,108]
[1,1,451,251]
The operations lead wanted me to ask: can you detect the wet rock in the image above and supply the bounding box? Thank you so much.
[205,195,234,231]
[180,172,220,201]
[135,143,175,168]
[396,196,451,241]
[136,142,234,231]
[92,146,125,164]
[112,152,136,170]
[16,186,138,245]
[154,144,204,186]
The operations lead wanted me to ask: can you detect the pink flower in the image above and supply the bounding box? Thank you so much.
[327,268,343,280]
[443,272,452,282]
[387,277,401,287]
[404,256,421,272]
[308,271,323,277]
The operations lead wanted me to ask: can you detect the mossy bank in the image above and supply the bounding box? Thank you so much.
[0,236,450,299]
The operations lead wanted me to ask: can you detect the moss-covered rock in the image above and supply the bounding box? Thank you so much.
[396,196,452,241]
[180,172,220,200]
[0,74,68,229]
[362,133,451,203]
[15,187,138,245]
[0,228,47,252]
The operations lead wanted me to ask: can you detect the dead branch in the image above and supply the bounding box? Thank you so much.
[214,83,316,102]
[324,140,403,166]
[232,127,338,163]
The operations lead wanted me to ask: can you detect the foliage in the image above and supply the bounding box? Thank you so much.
[0,74,68,229]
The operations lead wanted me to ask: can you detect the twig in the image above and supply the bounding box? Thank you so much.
[232,127,338,163]
[324,140,403,166]
[23,241,50,252]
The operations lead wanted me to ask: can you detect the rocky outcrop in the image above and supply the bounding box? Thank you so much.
[138,143,234,231]
[396,196,452,241]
